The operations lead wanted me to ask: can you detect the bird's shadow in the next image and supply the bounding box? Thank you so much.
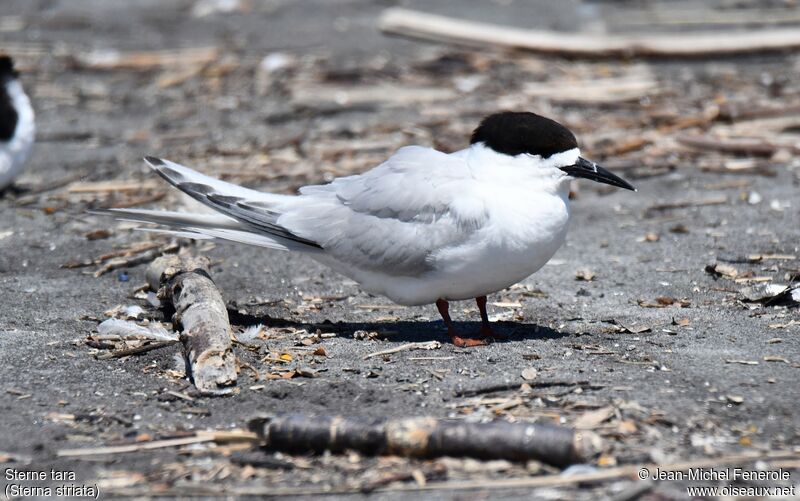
[227,309,568,344]
[0,184,24,197]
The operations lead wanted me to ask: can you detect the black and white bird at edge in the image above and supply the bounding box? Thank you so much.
[95,111,635,347]
[0,55,35,192]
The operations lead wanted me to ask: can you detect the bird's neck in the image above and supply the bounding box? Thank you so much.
[6,79,34,134]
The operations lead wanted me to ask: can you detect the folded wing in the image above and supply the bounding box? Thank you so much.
[278,146,488,276]
[98,148,488,275]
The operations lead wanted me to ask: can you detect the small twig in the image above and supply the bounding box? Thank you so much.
[57,437,210,457]
[104,191,166,209]
[94,340,177,360]
[644,196,728,216]
[71,47,220,71]
[97,241,162,262]
[93,243,179,277]
[14,172,87,198]
[698,162,776,177]
[68,180,162,193]
[454,380,600,398]
[63,241,163,270]
[165,390,195,402]
[57,430,258,457]
[676,134,800,156]
[239,361,261,381]
[363,341,441,359]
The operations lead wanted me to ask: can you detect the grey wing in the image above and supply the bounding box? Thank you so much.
[277,146,489,276]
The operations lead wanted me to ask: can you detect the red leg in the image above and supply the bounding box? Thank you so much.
[436,299,486,347]
[476,296,504,339]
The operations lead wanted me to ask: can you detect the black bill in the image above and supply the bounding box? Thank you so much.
[559,157,635,191]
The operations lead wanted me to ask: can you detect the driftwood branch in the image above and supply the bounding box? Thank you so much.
[71,47,220,70]
[147,255,237,395]
[676,134,800,156]
[249,413,602,467]
[379,8,800,58]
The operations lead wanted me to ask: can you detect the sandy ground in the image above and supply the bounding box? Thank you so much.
[1,0,799,499]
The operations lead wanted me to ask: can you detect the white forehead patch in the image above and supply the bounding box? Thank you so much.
[539,148,580,170]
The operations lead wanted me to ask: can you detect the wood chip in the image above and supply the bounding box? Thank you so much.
[574,406,615,429]
[725,359,759,365]
[763,356,790,363]
[705,263,740,279]
[747,254,796,262]
[491,301,522,308]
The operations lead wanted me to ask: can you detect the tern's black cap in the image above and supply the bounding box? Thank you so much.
[0,55,18,141]
[471,111,578,158]
[0,55,18,79]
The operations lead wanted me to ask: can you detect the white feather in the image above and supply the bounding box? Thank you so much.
[0,79,35,190]
[97,318,178,342]
[145,156,290,205]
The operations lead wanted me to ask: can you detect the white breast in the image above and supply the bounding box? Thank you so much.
[0,79,35,190]
[427,178,571,302]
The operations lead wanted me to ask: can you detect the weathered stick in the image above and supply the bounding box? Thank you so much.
[71,47,220,70]
[94,242,179,277]
[717,102,800,122]
[363,340,441,359]
[454,380,601,398]
[644,196,728,216]
[68,180,162,193]
[147,255,237,395]
[249,413,602,467]
[57,430,258,457]
[379,8,800,58]
[676,134,800,156]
